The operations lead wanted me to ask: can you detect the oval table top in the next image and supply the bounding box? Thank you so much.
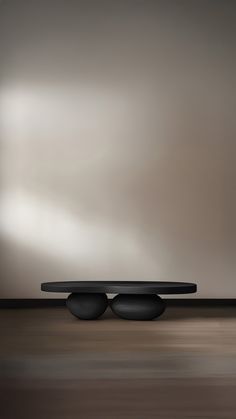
[41,281,197,295]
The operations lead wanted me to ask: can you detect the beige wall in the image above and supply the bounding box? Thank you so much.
[0,0,235,298]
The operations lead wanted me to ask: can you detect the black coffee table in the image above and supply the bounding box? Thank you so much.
[41,281,197,320]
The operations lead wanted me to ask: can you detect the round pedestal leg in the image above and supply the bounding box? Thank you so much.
[110,294,166,320]
[67,293,108,320]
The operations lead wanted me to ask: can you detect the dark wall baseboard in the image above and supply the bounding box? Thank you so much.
[0,299,66,308]
[0,298,235,308]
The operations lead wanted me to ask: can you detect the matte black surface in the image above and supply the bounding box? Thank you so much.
[66,293,108,320]
[41,281,197,294]
[110,294,166,320]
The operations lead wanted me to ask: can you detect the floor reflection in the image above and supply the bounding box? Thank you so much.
[0,306,236,418]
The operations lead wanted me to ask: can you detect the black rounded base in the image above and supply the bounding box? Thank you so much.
[110,294,166,320]
[66,293,166,321]
[67,293,108,320]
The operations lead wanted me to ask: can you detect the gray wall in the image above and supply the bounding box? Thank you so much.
[0,0,235,297]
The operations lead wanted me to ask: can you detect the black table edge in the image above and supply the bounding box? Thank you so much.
[41,281,197,294]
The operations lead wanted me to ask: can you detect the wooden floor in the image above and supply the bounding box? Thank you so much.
[1,305,236,419]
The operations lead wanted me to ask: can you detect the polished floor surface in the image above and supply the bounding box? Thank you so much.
[0,305,236,419]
